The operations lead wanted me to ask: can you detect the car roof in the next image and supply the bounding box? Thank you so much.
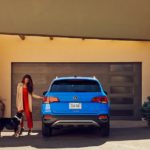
[52,76,99,82]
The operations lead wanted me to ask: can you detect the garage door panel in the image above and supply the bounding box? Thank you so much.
[111,104,134,109]
[110,72,135,76]
[110,64,133,72]
[110,75,134,83]
[110,97,134,104]
[11,62,141,120]
[13,64,50,74]
[110,109,134,117]
[110,86,134,94]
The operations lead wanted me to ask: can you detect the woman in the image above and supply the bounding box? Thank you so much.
[16,74,43,135]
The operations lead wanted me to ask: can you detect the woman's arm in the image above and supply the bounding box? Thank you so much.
[32,93,43,100]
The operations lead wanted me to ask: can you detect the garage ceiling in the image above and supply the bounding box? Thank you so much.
[0,0,150,40]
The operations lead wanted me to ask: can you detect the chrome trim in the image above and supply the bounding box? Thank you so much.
[51,120,99,127]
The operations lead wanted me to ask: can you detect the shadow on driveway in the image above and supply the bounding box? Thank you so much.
[0,126,150,149]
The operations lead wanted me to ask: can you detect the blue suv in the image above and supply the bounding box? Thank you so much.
[42,76,110,137]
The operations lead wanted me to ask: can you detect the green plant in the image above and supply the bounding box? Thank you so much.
[147,96,150,101]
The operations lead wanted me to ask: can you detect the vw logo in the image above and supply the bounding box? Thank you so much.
[73,96,78,100]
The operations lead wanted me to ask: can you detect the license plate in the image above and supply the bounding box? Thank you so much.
[69,103,82,109]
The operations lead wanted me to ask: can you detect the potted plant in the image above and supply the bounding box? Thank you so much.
[141,96,150,126]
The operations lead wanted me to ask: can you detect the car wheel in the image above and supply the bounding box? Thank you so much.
[100,122,110,137]
[42,122,52,137]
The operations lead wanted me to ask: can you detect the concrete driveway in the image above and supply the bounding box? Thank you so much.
[0,121,150,150]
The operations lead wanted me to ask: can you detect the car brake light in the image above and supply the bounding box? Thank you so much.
[43,115,53,119]
[92,96,108,104]
[98,115,108,119]
[43,97,59,103]
[43,97,48,103]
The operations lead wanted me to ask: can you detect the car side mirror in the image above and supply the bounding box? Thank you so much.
[104,91,108,95]
[43,91,47,96]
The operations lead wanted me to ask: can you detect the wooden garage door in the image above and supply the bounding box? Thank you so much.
[11,62,142,120]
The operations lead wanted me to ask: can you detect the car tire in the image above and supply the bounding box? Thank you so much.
[100,122,110,137]
[42,122,52,137]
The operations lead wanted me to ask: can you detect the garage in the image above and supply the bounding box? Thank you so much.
[11,62,141,120]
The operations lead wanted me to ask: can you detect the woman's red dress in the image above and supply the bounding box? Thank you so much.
[21,87,33,129]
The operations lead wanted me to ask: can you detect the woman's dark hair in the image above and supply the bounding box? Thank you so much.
[22,74,33,94]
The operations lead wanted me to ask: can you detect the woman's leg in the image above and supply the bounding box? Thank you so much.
[25,110,33,129]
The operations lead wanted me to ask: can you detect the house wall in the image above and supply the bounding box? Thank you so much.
[0,35,150,117]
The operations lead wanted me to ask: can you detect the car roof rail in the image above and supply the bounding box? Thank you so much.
[93,76,96,79]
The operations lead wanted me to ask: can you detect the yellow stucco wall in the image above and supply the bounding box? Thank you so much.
[0,35,150,117]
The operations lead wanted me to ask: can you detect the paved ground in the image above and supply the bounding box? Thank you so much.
[0,120,150,150]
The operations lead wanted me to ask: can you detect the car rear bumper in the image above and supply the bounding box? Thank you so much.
[42,115,109,127]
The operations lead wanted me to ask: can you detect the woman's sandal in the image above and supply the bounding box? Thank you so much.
[28,129,32,135]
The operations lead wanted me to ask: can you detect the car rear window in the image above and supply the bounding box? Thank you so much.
[50,79,101,92]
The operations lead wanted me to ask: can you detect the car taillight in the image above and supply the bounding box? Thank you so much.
[98,115,108,122]
[43,97,48,103]
[43,115,53,119]
[43,97,59,103]
[98,115,108,119]
[92,96,108,104]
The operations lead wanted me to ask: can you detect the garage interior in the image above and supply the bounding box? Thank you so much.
[12,62,142,120]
